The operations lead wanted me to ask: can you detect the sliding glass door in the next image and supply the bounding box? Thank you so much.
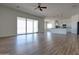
[34,20,38,32]
[27,19,38,33]
[27,19,33,33]
[17,17,38,34]
[17,17,26,34]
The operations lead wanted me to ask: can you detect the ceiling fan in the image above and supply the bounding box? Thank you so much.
[35,3,47,11]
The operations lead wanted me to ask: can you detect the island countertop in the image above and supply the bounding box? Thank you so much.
[50,28,68,34]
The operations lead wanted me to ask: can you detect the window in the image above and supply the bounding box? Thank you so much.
[47,23,52,29]
[47,20,55,29]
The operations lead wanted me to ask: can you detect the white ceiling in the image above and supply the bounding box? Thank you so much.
[1,3,79,19]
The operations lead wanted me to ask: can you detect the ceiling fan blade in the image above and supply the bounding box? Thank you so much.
[40,8,42,11]
[40,7,47,9]
[35,3,47,11]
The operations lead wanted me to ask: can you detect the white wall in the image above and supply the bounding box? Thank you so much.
[44,16,77,34]
[46,16,79,34]
[58,18,71,28]
[38,19,44,32]
[0,5,44,37]
[56,16,79,34]
[70,15,79,34]
[67,8,79,34]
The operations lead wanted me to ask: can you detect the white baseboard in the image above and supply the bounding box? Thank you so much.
[0,32,45,38]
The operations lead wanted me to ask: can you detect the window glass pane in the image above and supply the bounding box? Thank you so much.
[52,21,55,28]
[47,23,52,29]
[27,19,33,33]
[47,20,55,29]
[17,17,26,34]
[34,20,38,32]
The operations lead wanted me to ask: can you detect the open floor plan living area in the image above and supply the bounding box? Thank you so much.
[0,3,79,55]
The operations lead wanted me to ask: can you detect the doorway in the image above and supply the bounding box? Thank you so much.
[77,22,79,35]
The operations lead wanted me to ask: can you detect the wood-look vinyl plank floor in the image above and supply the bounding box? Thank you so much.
[0,32,79,55]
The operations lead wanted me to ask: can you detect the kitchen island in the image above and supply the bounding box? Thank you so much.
[50,28,68,34]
